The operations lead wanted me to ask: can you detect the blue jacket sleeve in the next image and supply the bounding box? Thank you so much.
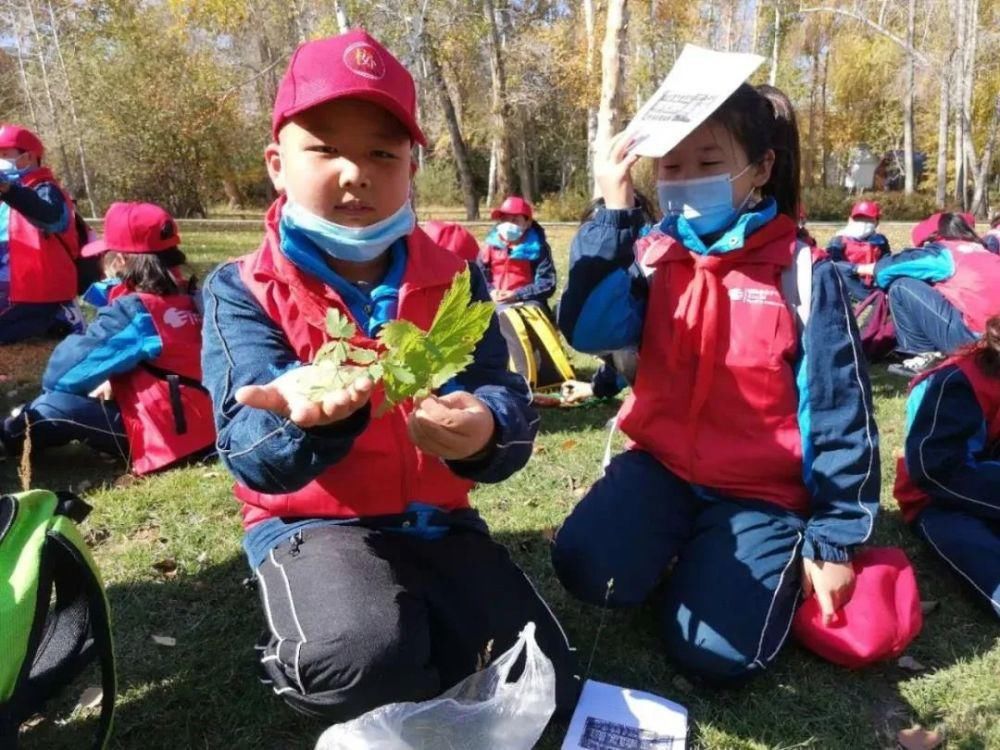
[874,245,953,289]
[591,356,627,399]
[41,296,162,394]
[201,262,370,494]
[985,234,1000,254]
[445,263,539,483]
[2,181,70,233]
[825,235,846,262]
[798,259,881,561]
[512,240,557,303]
[904,365,1000,521]
[871,233,891,257]
[557,207,648,353]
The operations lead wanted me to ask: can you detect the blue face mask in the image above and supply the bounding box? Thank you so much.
[0,158,30,183]
[496,221,524,244]
[656,164,755,237]
[282,199,416,263]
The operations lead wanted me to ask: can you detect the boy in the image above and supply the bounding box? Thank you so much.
[0,124,84,344]
[826,200,891,302]
[201,30,576,724]
[480,195,556,310]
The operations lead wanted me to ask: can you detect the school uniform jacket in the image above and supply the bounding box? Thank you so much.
[894,356,1000,523]
[479,222,557,304]
[557,200,880,563]
[201,199,537,529]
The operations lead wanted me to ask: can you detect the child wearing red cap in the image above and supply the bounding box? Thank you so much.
[868,212,1000,375]
[826,200,891,303]
[0,202,214,474]
[480,195,556,311]
[0,123,85,344]
[199,30,576,724]
[894,313,1000,619]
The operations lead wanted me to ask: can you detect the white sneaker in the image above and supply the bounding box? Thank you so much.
[901,352,944,373]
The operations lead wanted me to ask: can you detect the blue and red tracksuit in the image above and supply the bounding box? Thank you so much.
[0,287,214,473]
[874,239,1000,353]
[553,199,880,681]
[0,167,83,344]
[984,228,1000,255]
[479,222,556,306]
[199,199,576,721]
[894,356,1000,617]
[826,231,891,302]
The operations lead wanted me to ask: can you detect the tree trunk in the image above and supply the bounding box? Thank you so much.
[419,30,479,219]
[952,0,966,206]
[970,92,1000,217]
[594,0,629,198]
[936,76,950,207]
[12,15,40,132]
[583,0,598,192]
[487,142,497,208]
[483,0,514,197]
[517,109,533,202]
[903,0,916,194]
[769,2,781,87]
[45,0,96,215]
[820,44,830,187]
[333,0,350,32]
[805,41,818,187]
[25,0,73,186]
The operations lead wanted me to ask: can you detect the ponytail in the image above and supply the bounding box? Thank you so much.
[708,83,801,222]
[974,314,1000,377]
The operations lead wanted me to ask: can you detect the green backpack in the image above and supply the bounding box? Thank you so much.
[0,490,116,748]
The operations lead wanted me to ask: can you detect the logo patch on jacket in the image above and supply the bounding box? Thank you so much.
[343,42,385,80]
[728,287,784,307]
[163,307,200,329]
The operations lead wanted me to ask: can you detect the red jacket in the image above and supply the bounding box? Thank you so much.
[110,293,215,475]
[934,240,1000,333]
[480,242,535,292]
[7,168,79,303]
[235,204,475,527]
[894,355,1000,522]
[617,215,811,513]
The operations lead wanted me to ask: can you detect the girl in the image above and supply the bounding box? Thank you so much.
[0,202,214,475]
[479,195,556,311]
[826,200,891,302]
[868,212,1000,374]
[984,214,1000,254]
[553,82,880,682]
[894,314,1000,618]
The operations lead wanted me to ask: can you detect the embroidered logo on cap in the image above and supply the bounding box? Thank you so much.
[343,42,385,80]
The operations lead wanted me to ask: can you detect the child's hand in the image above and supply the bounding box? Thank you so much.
[407,391,495,460]
[88,380,113,400]
[854,263,876,277]
[595,130,640,210]
[561,380,594,404]
[801,558,856,625]
[236,367,373,429]
[491,289,514,303]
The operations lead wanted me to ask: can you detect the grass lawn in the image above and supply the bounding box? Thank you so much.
[3,222,998,749]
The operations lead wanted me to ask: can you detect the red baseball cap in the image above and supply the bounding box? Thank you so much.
[423,221,481,263]
[271,30,426,146]
[911,211,976,247]
[793,547,923,669]
[0,124,44,158]
[81,202,181,258]
[851,200,880,221]
[491,196,534,221]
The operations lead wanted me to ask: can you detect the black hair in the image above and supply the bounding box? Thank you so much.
[928,212,982,244]
[119,247,194,296]
[708,83,801,222]
[964,314,1000,378]
[990,213,1000,229]
[578,190,660,226]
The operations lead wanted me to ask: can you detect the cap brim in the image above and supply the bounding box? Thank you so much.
[276,89,427,146]
[80,239,110,258]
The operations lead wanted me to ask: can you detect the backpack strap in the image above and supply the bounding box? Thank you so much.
[139,362,209,436]
[515,304,576,383]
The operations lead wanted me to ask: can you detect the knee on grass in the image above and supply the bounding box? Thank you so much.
[661,606,775,684]
[550,531,652,608]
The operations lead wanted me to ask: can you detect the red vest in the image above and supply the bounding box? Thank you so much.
[235,200,475,528]
[617,215,811,513]
[482,242,534,292]
[841,237,885,283]
[934,239,1000,333]
[110,293,215,475]
[7,168,80,303]
[894,355,1000,522]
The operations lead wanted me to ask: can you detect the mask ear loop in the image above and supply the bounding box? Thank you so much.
[730,160,763,212]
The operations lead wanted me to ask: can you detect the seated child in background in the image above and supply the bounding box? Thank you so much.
[984,214,1000,254]
[0,202,213,475]
[199,30,577,724]
[826,200,891,302]
[479,195,556,312]
[0,124,85,344]
[894,313,1000,619]
[869,212,1000,373]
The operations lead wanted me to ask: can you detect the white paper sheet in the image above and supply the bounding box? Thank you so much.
[561,679,688,750]
[623,44,765,158]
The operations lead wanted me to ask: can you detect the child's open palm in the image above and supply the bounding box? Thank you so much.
[236,367,373,429]
[407,391,495,461]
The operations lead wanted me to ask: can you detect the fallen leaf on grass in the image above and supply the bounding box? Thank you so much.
[541,526,556,543]
[920,600,940,615]
[151,558,178,579]
[196,551,209,564]
[532,444,547,455]
[897,726,943,750]
[83,527,111,547]
[151,634,177,647]
[21,714,45,730]
[897,655,926,671]
[560,439,579,451]
[201,471,220,479]
[75,687,103,711]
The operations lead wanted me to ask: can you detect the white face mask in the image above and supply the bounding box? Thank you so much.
[844,219,877,239]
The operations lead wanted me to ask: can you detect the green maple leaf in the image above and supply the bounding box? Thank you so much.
[326,308,357,340]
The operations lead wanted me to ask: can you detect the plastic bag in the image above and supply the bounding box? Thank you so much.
[316,622,556,750]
